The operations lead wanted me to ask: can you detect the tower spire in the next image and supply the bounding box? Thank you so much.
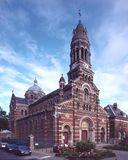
[68,11,91,81]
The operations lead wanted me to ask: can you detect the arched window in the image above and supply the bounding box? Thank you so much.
[85,75,87,81]
[77,101,80,110]
[25,110,27,115]
[84,88,89,102]
[35,120,38,129]
[76,48,79,61]
[50,116,53,128]
[21,110,24,115]
[29,120,32,132]
[31,95,33,99]
[76,88,79,97]
[85,49,87,61]
[81,48,84,59]
[73,49,75,62]
[40,118,44,129]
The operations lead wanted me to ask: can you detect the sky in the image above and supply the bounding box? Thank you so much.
[0,0,128,114]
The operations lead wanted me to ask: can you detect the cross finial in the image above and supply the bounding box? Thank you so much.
[34,77,37,85]
[78,9,81,20]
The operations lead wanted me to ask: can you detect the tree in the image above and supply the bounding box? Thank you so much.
[0,106,9,130]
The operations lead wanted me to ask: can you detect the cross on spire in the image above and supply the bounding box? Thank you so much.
[78,9,81,20]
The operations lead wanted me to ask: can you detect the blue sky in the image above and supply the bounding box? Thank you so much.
[0,0,128,113]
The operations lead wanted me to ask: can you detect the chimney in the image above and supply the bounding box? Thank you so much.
[113,103,117,110]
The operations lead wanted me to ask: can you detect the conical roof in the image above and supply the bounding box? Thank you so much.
[72,20,89,43]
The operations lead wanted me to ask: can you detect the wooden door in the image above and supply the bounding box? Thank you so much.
[81,130,88,141]
[63,132,68,144]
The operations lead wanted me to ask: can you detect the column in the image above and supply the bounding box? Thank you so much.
[29,134,34,150]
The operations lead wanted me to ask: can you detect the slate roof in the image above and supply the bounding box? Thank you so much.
[15,97,28,105]
[105,104,128,118]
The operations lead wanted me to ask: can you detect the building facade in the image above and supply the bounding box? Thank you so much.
[105,103,128,144]
[9,19,109,147]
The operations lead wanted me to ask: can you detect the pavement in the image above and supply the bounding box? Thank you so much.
[31,150,66,160]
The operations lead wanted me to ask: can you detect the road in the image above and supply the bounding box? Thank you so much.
[0,149,52,160]
[1,148,128,160]
[0,149,65,160]
[0,149,29,160]
[114,150,128,160]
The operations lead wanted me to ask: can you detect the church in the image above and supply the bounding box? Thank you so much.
[9,18,110,147]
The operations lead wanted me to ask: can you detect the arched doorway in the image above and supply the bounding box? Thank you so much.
[80,117,94,142]
[63,125,71,144]
[100,127,105,143]
[81,121,88,141]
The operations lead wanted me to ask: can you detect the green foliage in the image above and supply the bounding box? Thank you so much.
[75,140,96,153]
[0,106,9,130]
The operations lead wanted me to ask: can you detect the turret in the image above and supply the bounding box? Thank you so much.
[59,74,65,89]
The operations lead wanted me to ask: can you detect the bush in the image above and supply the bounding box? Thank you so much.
[76,140,96,153]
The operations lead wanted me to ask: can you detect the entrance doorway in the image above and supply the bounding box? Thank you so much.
[81,130,88,141]
[63,125,71,145]
[63,132,68,144]
[80,117,93,142]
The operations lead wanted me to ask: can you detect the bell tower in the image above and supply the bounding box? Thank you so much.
[68,13,93,83]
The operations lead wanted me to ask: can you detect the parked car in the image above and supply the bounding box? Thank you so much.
[14,145,32,156]
[5,143,17,152]
[0,142,8,149]
[53,143,68,153]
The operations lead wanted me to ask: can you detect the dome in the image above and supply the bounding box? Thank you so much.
[27,78,45,95]
[25,78,45,104]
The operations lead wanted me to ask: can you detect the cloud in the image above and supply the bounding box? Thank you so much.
[92,0,128,113]
[0,45,19,64]
[0,41,64,112]
[26,56,63,92]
